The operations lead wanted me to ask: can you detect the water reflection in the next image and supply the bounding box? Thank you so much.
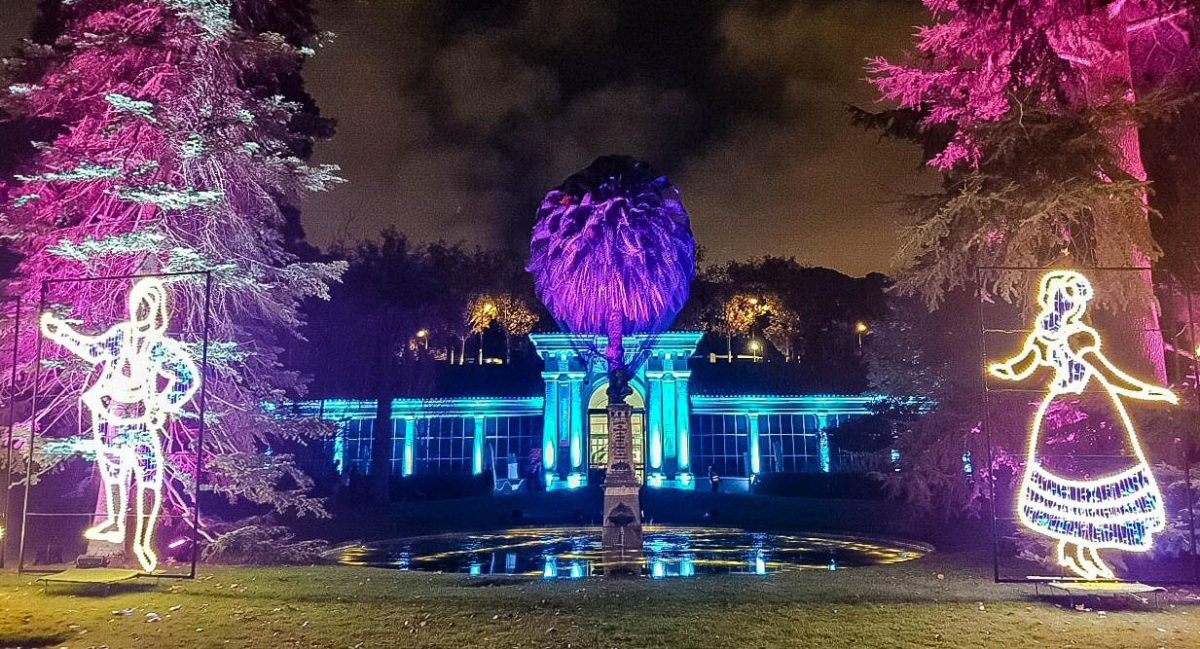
[337,526,929,579]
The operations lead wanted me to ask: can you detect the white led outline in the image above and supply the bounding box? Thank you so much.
[989,270,1176,581]
[41,277,200,572]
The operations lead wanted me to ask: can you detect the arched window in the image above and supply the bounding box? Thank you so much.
[586,383,646,482]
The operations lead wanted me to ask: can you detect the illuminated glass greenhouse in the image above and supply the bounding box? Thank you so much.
[290,331,887,494]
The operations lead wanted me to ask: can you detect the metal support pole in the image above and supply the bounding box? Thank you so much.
[1,297,19,568]
[189,271,212,579]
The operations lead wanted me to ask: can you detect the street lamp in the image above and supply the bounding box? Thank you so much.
[749,339,761,362]
[416,328,428,350]
[854,321,869,348]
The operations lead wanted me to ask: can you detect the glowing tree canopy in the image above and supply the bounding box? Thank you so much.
[0,0,344,537]
[41,277,200,572]
[989,271,1176,580]
[869,0,1198,382]
[869,0,1197,170]
[528,156,694,396]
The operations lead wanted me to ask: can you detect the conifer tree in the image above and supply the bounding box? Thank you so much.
[0,0,345,534]
[869,0,1198,380]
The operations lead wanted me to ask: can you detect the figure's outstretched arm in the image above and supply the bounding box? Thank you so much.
[1080,348,1178,404]
[988,337,1040,382]
[40,313,104,362]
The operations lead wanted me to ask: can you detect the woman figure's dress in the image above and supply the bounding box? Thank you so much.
[1017,329,1165,557]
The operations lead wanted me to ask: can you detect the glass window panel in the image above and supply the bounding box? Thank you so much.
[688,414,748,477]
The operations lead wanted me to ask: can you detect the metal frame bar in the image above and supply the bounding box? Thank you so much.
[975,267,1002,584]
[1181,284,1200,584]
[0,296,19,568]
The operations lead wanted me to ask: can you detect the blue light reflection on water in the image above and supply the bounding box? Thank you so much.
[337,526,928,579]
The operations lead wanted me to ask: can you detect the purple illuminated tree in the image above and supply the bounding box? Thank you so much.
[0,0,344,536]
[869,0,1198,381]
[528,156,695,400]
[529,155,692,567]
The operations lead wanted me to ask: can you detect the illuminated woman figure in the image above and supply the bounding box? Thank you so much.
[41,278,199,572]
[989,271,1177,580]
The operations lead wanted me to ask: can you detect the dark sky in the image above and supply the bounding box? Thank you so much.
[0,0,936,277]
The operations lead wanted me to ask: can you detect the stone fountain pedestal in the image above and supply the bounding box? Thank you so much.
[601,402,642,575]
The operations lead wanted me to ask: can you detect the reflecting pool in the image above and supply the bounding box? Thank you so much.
[334,526,930,578]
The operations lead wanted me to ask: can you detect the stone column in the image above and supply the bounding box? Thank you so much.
[472,415,486,475]
[647,374,664,473]
[747,412,761,476]
[540,372,558,483]
[556,378,571,478]
[401,416,415,476]
[675,373,691,475]
[602,401,642,574]
[568,373,585,477]
[660,375,675,472]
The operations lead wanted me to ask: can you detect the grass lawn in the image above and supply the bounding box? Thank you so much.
[3,550,1199,649]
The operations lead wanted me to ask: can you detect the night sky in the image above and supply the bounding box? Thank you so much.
[0,0,936,277]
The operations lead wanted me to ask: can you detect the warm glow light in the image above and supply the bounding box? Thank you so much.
[416,329,428,338]
[854,321,869,334]
[41,277,200,572]
[989,271,1175,581]
[749,340,761,351]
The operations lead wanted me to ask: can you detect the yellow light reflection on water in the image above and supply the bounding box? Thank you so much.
[335,526,931,578]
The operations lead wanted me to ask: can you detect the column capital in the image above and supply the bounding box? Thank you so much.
[645,370,692,381]
[541,371,586,380]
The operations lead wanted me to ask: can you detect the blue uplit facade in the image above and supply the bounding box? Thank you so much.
[293,333,882,492]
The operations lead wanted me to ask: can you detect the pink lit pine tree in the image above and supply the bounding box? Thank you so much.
[869,0,1198,380]
[0,0,345,545]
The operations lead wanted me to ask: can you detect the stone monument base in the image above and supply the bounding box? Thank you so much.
[602,402,642,575]
[602,484,643,575]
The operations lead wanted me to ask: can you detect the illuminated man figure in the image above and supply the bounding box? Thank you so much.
[989,271,1176,580]
[41,278,199,572]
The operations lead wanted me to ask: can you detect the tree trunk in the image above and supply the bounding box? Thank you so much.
[606,307,624,372]
[370,393,392,504]
[1077,13,1167,383]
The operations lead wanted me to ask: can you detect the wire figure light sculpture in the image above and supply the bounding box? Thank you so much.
[988,270,1176,580]
[39,277,200,572]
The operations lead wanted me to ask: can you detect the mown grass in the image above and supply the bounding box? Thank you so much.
[3,550,1199,648]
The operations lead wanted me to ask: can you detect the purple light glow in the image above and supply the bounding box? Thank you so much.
[0,0,342,532]
[527,156,695,368]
